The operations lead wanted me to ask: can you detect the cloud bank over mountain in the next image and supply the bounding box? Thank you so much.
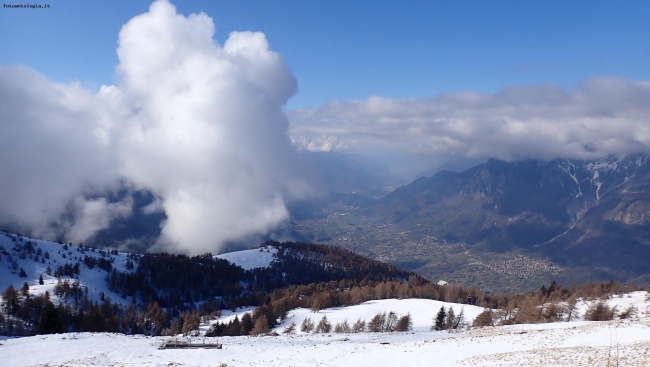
[0,0,310,254]
[290,78,650,161]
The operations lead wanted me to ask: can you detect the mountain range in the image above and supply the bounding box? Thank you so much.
[290,154,650,292]
[4,152,650,293]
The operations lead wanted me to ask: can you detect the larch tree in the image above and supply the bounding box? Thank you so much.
[251,315,270,335]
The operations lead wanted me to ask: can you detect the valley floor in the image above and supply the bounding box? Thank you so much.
[3,319,650,367]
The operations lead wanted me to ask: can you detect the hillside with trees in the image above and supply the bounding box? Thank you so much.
[0,231,647,338]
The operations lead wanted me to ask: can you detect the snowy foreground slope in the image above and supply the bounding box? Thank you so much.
[3,319,650,367]
[4,295,650,366]
[3,231,650,365]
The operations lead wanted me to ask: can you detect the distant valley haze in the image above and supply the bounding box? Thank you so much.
[1,0,649,262]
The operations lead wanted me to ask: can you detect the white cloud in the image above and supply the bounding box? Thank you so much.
[0,66,120,240]
[2,0,649,253]
[64,196,134,245]
[289,78,650,162]
[0,0,310,254]
[292,135,348,152]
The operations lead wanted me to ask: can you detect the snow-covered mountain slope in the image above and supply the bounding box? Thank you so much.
[0,231,137,306]
[214,247,277,270]
[3,318,650,366]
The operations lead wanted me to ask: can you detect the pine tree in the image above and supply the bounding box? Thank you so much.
[454,307,466,329]
[170,315,184,335]
[181,310,200,335]
[35,300,65,334]
[433,306,446,331]
[352,318,366,333]
[251,315,270,335]
[566,296,577,322]
[240,313,254,335]
[283,322,297,334]
[300,317,315,333]
[310,299,322,313]
[334,319,351,333]
[445,307,456,330]
[2,285,19,314]
[315,315,331,333]
[39,274,44,285]
[395,313,413,332]
[385,311,398,332]
[21,282,29,296]
[367,312,386,332]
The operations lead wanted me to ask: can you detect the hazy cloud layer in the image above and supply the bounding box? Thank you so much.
[290,78,650,161]
[0,0,309,254]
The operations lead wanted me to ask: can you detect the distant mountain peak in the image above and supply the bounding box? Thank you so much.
[373,153,650,286]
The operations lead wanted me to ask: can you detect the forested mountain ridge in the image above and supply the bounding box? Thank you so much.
[0,231,426,336]
[106,240,422,311]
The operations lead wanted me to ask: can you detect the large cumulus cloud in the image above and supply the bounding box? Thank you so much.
[290,78,650,161]
[0,0,310,254]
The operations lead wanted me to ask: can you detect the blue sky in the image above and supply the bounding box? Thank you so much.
[1,0,648,109]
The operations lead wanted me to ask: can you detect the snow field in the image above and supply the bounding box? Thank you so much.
[277,298,487,333]
[3,232,650,365]
[574,291,650,320]
[2,319,650,367]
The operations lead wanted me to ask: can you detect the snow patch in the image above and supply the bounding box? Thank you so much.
[215,247,277,270]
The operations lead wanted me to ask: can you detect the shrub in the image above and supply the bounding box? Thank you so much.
[473,309,494,327]
[584,301,616,321]
[618,305,637,320]
[541,302,566,322]
[334,319,351,333]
